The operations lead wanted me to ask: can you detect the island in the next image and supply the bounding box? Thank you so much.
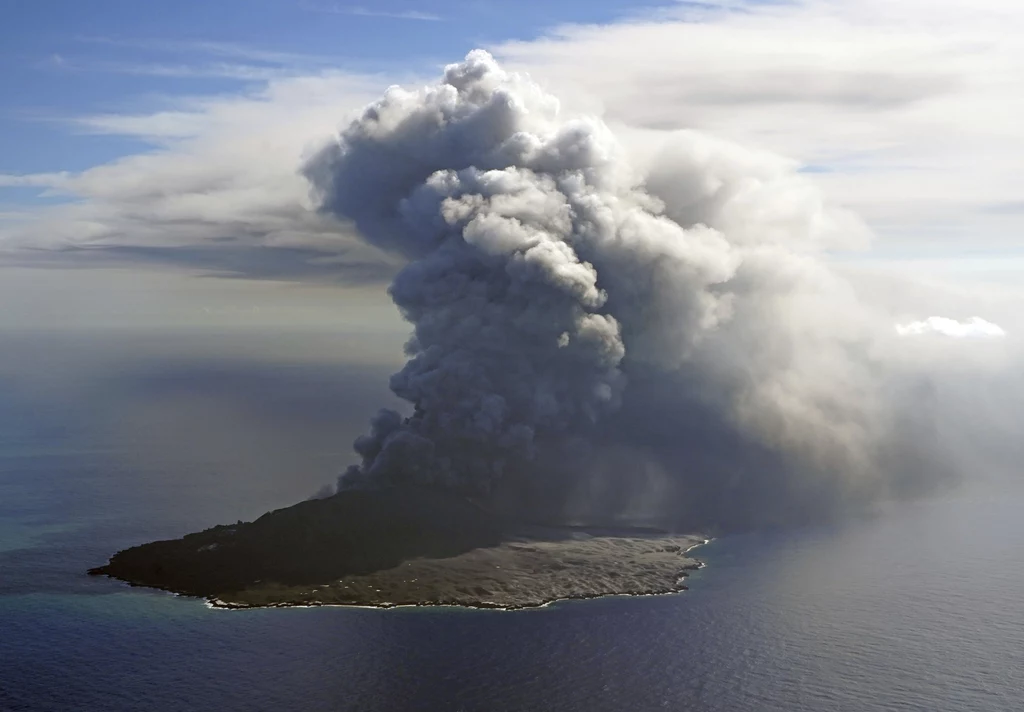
[88,487,708,610]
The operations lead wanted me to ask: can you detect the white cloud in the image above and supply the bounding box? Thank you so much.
[2,0,1021,286]
[896,316,1007,338]
[0,172,70,189]
[0,71,403,279]
[55,59,298,82]
[493,0,1024,251]
[75,37,344,67]
[310,4,441,21]
[45,36,357,85]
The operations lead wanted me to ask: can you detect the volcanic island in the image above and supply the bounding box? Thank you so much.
[89,487,708,610]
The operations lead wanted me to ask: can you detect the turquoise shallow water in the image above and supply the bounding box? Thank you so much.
[2,340,1023,711]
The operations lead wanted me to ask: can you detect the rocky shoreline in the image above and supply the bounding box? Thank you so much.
[88,487,709,612]
[200,537,710,611]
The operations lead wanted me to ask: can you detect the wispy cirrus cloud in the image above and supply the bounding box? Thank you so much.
[49,58,295,82]
[74,36,345,67]
[40,35,354,84]
[307,4,442,21]
[0,173,71,189]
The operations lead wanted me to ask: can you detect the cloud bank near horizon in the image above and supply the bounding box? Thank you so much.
[0,69,397,281]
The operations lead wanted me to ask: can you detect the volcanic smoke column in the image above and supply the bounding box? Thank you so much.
[306,51,656,492]
[306,51,917,520]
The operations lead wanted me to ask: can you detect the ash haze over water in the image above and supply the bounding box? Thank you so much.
[306,51,1020,529]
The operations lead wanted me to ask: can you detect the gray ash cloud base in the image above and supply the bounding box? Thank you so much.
[305,50,957,529]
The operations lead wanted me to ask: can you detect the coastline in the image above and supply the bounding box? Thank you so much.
[199,537,713,612]
[88,489,713,613]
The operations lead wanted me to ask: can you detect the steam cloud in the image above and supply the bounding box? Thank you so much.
[305,51,967,529]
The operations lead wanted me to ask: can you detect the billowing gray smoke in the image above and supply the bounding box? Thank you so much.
[305,51,954,530]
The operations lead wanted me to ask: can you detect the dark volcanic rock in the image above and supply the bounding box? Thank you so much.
[89,487,505,599]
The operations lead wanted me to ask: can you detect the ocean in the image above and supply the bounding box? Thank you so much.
[1,332,1022,712]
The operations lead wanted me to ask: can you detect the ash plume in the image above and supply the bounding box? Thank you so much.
[305,51,965,529]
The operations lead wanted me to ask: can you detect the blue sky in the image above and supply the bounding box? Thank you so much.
[1,0,681,176]
[1,0,1020,279]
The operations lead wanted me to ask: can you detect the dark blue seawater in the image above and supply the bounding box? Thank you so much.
[2,338,1023,711]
